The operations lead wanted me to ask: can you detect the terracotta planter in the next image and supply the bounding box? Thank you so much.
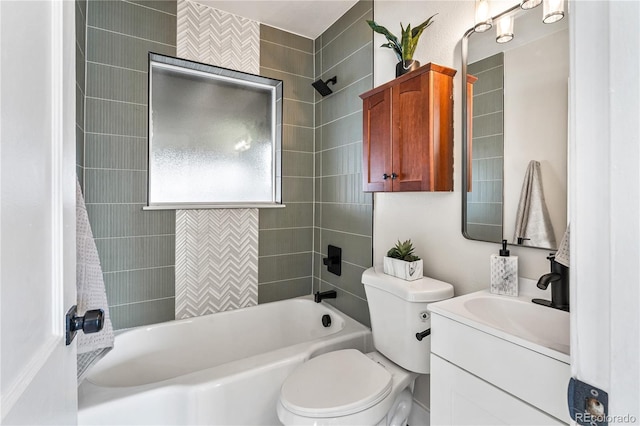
[383,256,423,281]
[396,59,420,77]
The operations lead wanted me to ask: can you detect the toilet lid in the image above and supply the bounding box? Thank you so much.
[280,349,392,418]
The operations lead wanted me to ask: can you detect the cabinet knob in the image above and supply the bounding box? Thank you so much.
[383,173,398,180]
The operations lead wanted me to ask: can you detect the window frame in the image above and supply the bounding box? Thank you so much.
[145,53,283,210]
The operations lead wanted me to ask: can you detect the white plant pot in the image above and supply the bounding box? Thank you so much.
[383,257,423,281]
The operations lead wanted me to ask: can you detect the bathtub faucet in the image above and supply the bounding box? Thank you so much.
[314,290,337,303]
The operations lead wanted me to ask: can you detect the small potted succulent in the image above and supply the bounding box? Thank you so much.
[383,239,423,281]
[367,14,437,77]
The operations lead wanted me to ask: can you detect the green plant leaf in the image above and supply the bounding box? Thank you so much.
[411,13,437,38]
[401,24,412,60]
[387,239,420,261]
[367,15,436,64]
[367,20,402,61]
[405,14,437,59]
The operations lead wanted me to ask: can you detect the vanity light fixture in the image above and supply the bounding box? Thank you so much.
[474,0,492,32]
[496,15,514,43]
[543,0,565,23]
[520,0,542,10]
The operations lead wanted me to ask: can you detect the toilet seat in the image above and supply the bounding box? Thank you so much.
[280,349,392,418]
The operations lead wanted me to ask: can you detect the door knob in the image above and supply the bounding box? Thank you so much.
[383,173,390,180]
[65,305,105,345]
[391,172,398,180]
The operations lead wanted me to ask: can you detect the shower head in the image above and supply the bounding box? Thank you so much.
[312,76,337,97]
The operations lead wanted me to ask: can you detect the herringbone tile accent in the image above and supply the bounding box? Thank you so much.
[175,209,258,319]
[176,0,260,74]
[175,0,260,318]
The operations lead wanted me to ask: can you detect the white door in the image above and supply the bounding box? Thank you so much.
[571,0,640,417]
[1,0,78,424]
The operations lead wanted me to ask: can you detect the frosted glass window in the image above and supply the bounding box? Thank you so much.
[147,53,282,208]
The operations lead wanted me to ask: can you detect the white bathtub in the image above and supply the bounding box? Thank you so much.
[78,297,372,425]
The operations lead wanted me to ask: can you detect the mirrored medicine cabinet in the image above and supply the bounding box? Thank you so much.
[461,3,569,250]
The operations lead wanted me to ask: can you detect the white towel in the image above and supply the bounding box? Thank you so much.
[555,224,570,267]
[513,160,556,249]
[76,178,114,382]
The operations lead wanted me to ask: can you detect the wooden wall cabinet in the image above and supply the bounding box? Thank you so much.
[360,63,456,192]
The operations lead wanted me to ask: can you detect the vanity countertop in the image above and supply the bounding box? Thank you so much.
[428,289,570,364]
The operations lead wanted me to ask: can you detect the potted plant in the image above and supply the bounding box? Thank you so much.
[383,239,423,281]
[367,14,437,77]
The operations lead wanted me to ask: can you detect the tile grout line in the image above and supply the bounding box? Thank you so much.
[260,39,313,55]
[318,8,372,53]
[87,25,177,48]
[87,60,148,74]
[121,0,178,17]
[103,265,175,275]
[260,65,313,80]
[109,295,175,309]
[86,96,147,107]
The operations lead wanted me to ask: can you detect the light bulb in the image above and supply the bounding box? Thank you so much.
[543,0,564,23]
[475,0,493,32]
[521,0,542,10]
[496,15,514,43]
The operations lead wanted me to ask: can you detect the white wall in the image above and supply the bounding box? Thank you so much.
[372,0,549,300]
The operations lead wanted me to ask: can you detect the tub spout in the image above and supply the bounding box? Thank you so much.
[314,290,337,303]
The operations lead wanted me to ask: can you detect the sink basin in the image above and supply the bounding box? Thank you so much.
[428,290,569,362]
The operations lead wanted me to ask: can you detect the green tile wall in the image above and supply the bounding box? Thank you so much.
[467,53,504,243]
[84,0,177,329]
[258,25,315,303]
[79,1,374,327]
[314,0,374,327]
[76,0,87,187]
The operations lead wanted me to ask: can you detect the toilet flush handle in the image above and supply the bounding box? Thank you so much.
[415,329,431,341]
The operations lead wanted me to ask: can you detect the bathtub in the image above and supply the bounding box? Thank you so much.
[78,297,372,425]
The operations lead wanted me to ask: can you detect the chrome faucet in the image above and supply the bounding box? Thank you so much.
[532,254,569,311]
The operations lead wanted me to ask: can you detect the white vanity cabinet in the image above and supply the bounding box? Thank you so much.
[431,356,562,425]
[428,291,571,425]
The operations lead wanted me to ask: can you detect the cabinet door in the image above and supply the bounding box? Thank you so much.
[431,355,565,425]
[362,88,392,192]
[392,71,454,192]
[392,73,431,191]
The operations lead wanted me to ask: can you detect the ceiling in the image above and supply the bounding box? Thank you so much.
[199,0,360,39]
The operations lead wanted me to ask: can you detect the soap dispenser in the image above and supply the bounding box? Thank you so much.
[490,240,518,296]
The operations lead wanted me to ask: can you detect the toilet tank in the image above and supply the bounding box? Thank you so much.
[362,267,454,374]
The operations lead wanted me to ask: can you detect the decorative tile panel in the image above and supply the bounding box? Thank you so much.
[175,210,258,319]
[177,0,259,74]
[174,0,261,318]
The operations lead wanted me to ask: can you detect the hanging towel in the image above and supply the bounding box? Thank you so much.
[555,224,570,267]
[76,178,114,382]
[513,160,556,248]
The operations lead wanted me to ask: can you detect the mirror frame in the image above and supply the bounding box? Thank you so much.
[461,3,566,249]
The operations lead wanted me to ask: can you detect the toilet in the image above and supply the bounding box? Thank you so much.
[277,267,454,425]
